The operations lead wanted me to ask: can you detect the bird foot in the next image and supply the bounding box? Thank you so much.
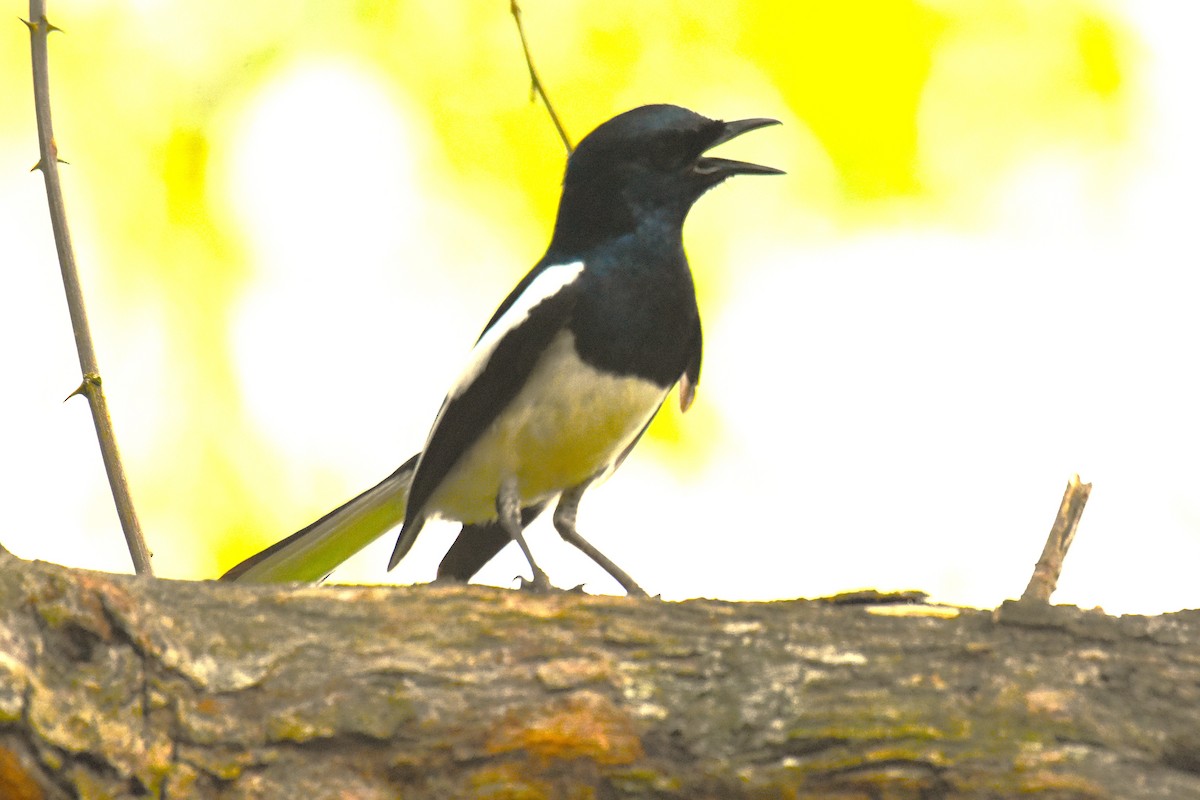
[514,570,555,593]
[512,570,595,594]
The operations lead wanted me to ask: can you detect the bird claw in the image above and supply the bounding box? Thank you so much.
[514,571,555,593]
[512,571,595,595]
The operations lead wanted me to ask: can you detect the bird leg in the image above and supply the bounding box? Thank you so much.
[497,477,553,592]
[553,482,648,597]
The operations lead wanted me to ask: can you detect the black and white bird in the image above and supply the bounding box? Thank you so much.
[222,104,782,594]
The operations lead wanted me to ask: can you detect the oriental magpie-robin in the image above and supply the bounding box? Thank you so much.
[222,104,781,594]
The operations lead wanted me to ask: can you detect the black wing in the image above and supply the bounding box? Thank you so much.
[404,265,584,527]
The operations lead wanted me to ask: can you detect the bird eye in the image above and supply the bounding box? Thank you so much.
[644,140,688,172]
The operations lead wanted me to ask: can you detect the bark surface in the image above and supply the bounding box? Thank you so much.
[1,548,1198,799]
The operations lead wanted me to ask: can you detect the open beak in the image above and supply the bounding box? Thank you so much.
[695,117,785,177]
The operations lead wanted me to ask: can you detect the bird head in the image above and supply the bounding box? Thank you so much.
[551,104,782,252]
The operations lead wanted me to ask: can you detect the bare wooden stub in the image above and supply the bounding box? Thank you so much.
[1021,474,1092,603]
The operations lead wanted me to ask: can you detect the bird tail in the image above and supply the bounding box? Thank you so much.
[220,455,417,583]
[387,514,425,570]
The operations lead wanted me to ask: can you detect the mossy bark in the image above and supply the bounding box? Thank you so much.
[1,547,1198,799]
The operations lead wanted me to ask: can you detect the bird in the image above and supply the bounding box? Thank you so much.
[221,104,782,593]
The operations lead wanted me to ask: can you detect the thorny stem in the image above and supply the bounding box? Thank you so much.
[25,1,153,576]
[510,0,572,155]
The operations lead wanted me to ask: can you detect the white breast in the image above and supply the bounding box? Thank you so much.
[426,330,668,524]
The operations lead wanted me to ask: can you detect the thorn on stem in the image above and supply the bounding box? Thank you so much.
[64,373,102,403]
[19,15,61,35]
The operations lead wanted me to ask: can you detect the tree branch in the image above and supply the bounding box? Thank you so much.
[24,2,152,575]
[510,0,572,154]
[1021,474,1091,603]
[1,549,1198,798]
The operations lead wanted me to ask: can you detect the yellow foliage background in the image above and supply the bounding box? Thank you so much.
[3,1,1193,611]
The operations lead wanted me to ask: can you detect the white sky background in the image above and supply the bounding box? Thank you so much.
[1,5,1196,614]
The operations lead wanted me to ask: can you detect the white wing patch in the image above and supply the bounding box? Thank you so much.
[447,261,585,401]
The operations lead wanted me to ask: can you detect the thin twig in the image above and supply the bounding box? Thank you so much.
[1020,474,1091,603]
[510,0,572,154]
[24,2,153,576]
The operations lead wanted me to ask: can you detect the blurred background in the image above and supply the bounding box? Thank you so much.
[1,1,1196,613]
